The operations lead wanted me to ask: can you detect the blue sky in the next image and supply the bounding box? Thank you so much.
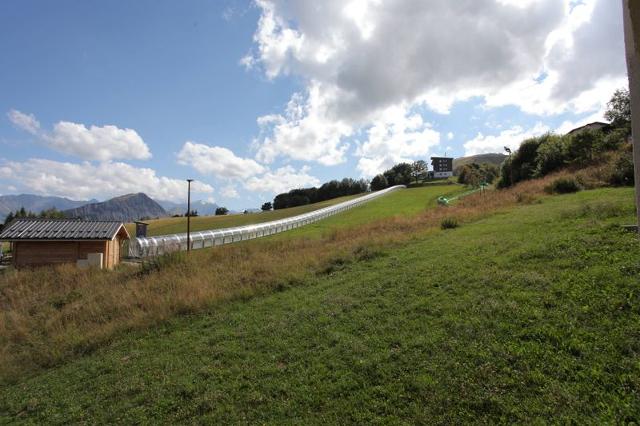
[0,0,627,209]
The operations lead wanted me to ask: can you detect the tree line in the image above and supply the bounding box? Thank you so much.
[371,160,429,190]
[272,178,369,210]
[1,207,65,231]
[498,89,633,189]
[264,160,435,210]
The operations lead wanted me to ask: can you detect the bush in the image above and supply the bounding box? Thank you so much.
[545,178,581,194]
[566,129,605,166]
[534,134,569,177]
[458,163,499,187]
[441,217,459,230]
[609,150,635,186]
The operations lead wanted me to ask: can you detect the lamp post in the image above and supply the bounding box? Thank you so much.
[504,146,513,186]
[187,179,193,252]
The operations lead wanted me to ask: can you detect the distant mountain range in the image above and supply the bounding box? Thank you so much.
[453,153,507,174]
[157,199,219,216]
[0,194,96,222]
[0,192,223,223]
[63,193,167,222]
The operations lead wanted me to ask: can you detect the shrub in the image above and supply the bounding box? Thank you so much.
[566,129,605,166]
[545,177,581,194]
[609,149,635,186]
[534,134,569,177]
[515,193,538,204]
[458,163,499,187]
[441,217,459,229]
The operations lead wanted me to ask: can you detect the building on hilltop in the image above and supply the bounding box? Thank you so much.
[430,156,454,178]
[566,121,612,136]
[0,218,130,269]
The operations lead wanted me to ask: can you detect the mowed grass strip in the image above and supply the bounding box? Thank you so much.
[1,187,638,423]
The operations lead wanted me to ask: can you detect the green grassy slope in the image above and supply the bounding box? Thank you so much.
[276,184,464,240]
[127,184,463,238]
[453,153,507,171]
[2,188,638,423]
[126,194,362,237]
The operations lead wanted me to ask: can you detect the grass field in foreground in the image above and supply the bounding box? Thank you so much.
[125,194,364,237]
[2,187,638,423]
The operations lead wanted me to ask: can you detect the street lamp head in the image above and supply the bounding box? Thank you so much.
[187,179,194,183]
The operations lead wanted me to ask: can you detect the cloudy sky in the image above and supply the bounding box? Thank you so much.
[0,0,627,208]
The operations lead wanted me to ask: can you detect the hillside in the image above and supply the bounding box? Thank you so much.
[126,193,374,236]
[1,184,638,422]
[63,193,167,222]
[0,194,93,221]
[126,186,466,237]
[453,153,507,173]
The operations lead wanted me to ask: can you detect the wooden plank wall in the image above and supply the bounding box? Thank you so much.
[13,241,111,268]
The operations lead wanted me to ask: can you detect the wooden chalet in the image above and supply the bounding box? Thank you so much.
[0,218,130,269]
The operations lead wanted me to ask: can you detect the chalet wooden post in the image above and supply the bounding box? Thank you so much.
[623,0,640,234]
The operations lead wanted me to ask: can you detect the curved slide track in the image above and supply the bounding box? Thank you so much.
[129,185,405,258]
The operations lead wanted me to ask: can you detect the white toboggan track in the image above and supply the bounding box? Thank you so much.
[128,185,405,258]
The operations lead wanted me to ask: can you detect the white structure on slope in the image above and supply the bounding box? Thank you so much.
[128,185,405,258]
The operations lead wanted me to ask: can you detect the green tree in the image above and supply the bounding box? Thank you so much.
[605,88,631,128]
[2,212,14,227]
[566,129,605,166]
[534,134,569,177]
[215,207,229,216]
[458,163,499,187]
[261,202,272,211]
[384,163,412,186]
[39,208,65,219]
[410,160,429,182]
[370,174,388,191]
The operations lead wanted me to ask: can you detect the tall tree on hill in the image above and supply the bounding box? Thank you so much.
[605,88,631,129]
[261,202,272,211]
[384,163,412,186]
[410,160,429,182]
[370,174,388,191]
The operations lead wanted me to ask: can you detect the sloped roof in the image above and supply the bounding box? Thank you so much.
[0,218,130,241]
[566,121,610,136]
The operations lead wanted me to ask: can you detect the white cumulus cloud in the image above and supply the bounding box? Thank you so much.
[245,0,625,166]
[7,109,40,135]
[463,123,550,156]
[177,141,266,179]
[254,82,352,166]
[48,121,151,161]
[244,165,321,194]
[0,158,213,203]
[356,106,441,177]
[7,110,152,161]
[221,185,240,198]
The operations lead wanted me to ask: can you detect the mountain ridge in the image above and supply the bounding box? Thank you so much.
[0,194,95,222]
[453,153,507,174]
[63,193,168,222]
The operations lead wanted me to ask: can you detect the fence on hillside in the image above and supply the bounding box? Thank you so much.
[128,185,405,258]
